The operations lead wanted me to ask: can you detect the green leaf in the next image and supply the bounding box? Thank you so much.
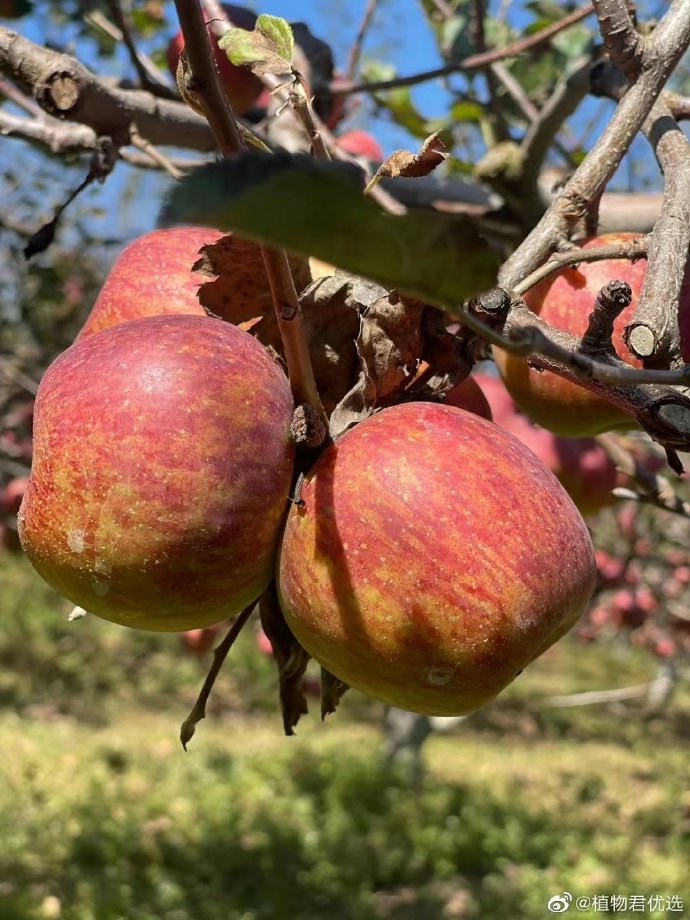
[362,62,436,140]
[218,14,294,75]
[160,153,501,309]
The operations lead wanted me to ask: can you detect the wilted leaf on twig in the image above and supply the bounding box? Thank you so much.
[365,132,449,194]
[219,14,294,76]
[193,234,310,345]
[259,585,310,736]
[320,668,350,720]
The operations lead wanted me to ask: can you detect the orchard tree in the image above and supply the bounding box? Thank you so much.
[2,0,690,741]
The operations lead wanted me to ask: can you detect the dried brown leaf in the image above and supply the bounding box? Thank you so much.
[193,233,310,346]
[259,586,310,736]
[365,132,448,194]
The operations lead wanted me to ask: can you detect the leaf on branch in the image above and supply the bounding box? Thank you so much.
[219,13,294,76]
[365,131,449,194]
[161,151,502,309]
[320,668,349,720]
[259,586,310,736]
[193,233,310,342]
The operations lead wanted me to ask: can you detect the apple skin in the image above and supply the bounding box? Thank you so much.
[494,233,647,437]
[19,314,295,632]
[79,227,225,338]
[278,402,596,716]
[167,4,263,116]
[335,129,384,162]
[468,373,616,517]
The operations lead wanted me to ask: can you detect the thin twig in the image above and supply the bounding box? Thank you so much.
[174,0,326,422]
[346,0,379,81]
[179,604,255,749]
[103,2,175,96]
[513,236,649,296]
[0,76,42,115]
[332,3,594,96]
[597,432,690,517]
[129,125,185,178]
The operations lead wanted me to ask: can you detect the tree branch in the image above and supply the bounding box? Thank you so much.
[346,0,380,81]
[0,26,216,151]
[458,289,690,451]
[332,3,594,96]
[500,0,690,289]
[173,0,326,423]
[592,0,644,79]
[625,99,690,365]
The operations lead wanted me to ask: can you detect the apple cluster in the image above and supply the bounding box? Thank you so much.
[15,221,683,720]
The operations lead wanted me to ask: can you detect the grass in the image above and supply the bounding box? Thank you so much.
[1,553,689,920]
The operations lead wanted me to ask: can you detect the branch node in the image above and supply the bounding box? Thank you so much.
[581,279,632,353]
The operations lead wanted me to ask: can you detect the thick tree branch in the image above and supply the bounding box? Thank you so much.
[0,107,97,153]
[458,290,690,451]
[0,27,216,151]
[625,100,690,365]
[500,0,690,289]
[592,0,644,79]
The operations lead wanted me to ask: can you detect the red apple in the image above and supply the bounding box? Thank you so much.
[278,402,596,715]
[471,373,616,517]
[167,4,263,116]
[0,476,28,516]
[335,129,384,162]
[494,233,650,436]
[79,227,225,338]
[182,626,221,654]
[444,376,492,420]
[19,314,295,632]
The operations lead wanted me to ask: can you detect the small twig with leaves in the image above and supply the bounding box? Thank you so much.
[174,1,326,424]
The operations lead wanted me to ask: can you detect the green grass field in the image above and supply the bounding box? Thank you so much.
[1,554,689,920]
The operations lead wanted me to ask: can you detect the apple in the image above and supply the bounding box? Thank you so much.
[278,402,596,716]
[19,314,295,632]
[465,373,617,516]
[182,626,222,654]
[494,233,649,437]
[0,476,28,516]
[167,3,263,116]
[444,376,492,420]
[335,129,384,162]
[79,227,225,338]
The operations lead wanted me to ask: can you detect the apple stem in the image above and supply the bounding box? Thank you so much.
[173,0,327,425]
[179,603,255,750]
